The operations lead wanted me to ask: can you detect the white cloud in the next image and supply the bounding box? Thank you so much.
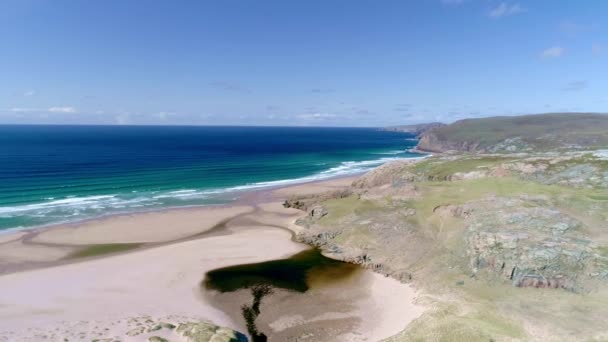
[23,90,36,97]
[9,107,37,113]
[48,106,77,113]
[297,113,337,120]
[8,106,77,113]
[156,111,175,120]
[488,2,525,18]
[114,113,131,125]
[541,46,564,58]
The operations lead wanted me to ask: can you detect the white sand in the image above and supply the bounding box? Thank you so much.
[0,227,302,334]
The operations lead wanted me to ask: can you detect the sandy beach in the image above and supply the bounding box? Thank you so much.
[0,176,425,341]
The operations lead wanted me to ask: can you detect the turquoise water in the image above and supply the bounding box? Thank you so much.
[0,125,419,231]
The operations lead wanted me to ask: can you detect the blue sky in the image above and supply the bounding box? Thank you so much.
[0,0,607,126]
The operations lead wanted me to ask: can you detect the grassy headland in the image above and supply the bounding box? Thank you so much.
[286,113,608,341]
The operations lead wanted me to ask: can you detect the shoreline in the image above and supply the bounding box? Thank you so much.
[0,172,370,239]
[0,172,362,237]
[0,169,426,341]
[0,151,429,236]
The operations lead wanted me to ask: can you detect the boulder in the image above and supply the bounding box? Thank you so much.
[148,337,169,342]
[309,206,328,219]
[176,322,247,342]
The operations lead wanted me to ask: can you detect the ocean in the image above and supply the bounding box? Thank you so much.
[0,125,420,231]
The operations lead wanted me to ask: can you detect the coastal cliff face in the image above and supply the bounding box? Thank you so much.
[417,113,608,153]
[417,130,480,153]
[286,150,608,341]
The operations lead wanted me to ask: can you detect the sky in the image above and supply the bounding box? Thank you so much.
[0,0,607,127]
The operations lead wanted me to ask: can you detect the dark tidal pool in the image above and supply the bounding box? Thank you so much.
[203,248,360,341]
[203,248,359,293]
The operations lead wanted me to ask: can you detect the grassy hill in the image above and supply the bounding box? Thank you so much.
[417,113,608,153]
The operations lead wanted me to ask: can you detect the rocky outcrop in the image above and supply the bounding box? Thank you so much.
[294,205,328,228]
[464,198,607,292]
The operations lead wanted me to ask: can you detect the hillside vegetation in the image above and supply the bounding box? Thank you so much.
[287,152,608,341]
[417,113,608,153]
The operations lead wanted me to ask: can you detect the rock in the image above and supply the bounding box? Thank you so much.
[176,322,247,342]
[463,197,602,291]
[309,206,327,219]
[126,326,145,336]
[148,337,169,342]
[147,325,162,332]
[160,322,176,329]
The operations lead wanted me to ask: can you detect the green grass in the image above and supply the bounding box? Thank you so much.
[385,303,526,342]
[414,156,510,180]
[68,243,142,259]
[411,177,568,218]
[319,196,379,225]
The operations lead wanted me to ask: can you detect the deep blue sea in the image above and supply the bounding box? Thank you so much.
[0,125,419,231]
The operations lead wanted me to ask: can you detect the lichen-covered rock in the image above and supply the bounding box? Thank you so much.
[176,322,247,342]
[464,198,605,291]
